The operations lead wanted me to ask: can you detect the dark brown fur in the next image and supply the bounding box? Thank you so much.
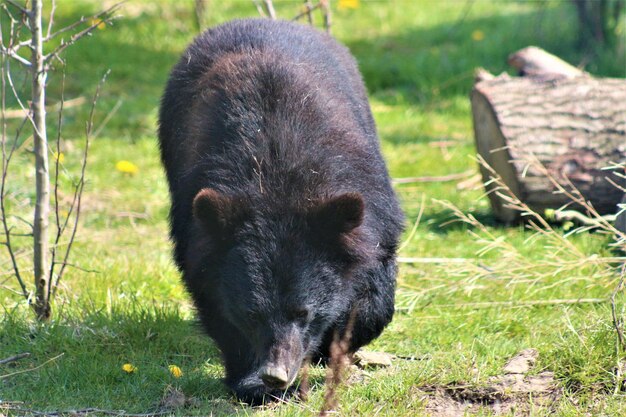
[158,19,404,404]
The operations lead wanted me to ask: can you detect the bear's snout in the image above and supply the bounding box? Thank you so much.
[259,326,303,389]
[260,365,290,389]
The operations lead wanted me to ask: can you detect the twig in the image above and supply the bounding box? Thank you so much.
[398,257,470,264]
[446,0,475,36]
[0,44,33,67]
[319,309,356,416]
[0,353,64,380]
[46,0,56,39]
[611,264,626,352]
[393,170,474,184]
[398,194,424,252]
[397,298,608,312]
[298,359,311,401]
[52,261,99,274]
[303,0,315,24]
[0,406,172,417]
[263,0,277,20]
[294,1,321,22]
[49,67,66,298]
[52,70,110,297]
[251,0,267,17]
[320,0,331,34]
[92,98,122,139]
[115,211,149,219]
[45,3,121,65]
[0,3,32,66]
[4,0,29,16]
[4,57,37,131]
[546,209,616,225]
[0,51,29,300]
[0,352,31,365]
[3,96,86,119]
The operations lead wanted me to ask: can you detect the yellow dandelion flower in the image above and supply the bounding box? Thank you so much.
[168,364,183,378]
[89,18,106,30]
[122,363,137,374]
[53,151,65,164]
[338,0,360,10]
[471,30,485,41]
[115,160,139,175]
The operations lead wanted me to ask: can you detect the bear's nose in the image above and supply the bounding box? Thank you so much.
[260,365,289,389]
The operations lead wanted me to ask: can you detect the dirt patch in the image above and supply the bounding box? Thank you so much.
[415,349,561,416]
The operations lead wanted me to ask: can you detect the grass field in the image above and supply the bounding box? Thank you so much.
[1,1,625,415]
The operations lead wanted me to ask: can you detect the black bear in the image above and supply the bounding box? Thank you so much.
[158,18,404,404]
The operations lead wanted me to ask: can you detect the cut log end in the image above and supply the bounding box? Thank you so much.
[472,47,626,222]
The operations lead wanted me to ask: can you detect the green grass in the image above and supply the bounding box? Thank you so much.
[1,1,625,415]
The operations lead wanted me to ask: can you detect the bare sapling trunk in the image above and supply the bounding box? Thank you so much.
[1,0,119,320]
[31,0,51,320]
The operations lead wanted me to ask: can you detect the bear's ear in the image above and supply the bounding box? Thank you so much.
[192,188,247,237]
[311,192,364,235]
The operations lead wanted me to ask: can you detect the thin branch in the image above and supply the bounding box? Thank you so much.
[52,70,110,297]
[319,308,355,416]
[0,407,172,417]
[435,298,607,309]
[294,1,321,22]
[3,96,85,119]
[303,0,314,24]
[398,194,425,253]
[548,209,616,225]
[14,214,34,228]
[611,264,626,352]
[393,170,474,184]
[398,257,470,264]
[4,0,29,16]
[0,52,29,300]
[5,58,38,133]
[45,4,122,65]
[251,0,267,17]
[46,0,56,40]
[0,44,33,67]
[0,353,64,380]
[446,0,475,36]
[0,352,31,365]
[48,67,65,297]
[396,298,608,313]
[263,0,277,20]
[44,5,119,42]
[52,261,99,274]
[92,98,122,139]
[320,0,331,34]
[0,5,32,65]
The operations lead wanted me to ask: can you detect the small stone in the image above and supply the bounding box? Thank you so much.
[354,350,394,369]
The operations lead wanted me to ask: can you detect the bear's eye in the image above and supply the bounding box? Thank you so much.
[289,308,310,322]
[246,310,261,322]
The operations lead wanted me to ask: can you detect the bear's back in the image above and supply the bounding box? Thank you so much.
[159,19,377,181]
[158,19,403,269]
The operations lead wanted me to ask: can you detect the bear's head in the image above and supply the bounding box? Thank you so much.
[190,188,370,391]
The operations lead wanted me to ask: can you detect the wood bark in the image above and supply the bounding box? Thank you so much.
[31,0,51,319]
[618,194,626,234]
[471,47,626,223]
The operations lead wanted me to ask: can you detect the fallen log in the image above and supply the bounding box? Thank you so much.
[471,46,626,223]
